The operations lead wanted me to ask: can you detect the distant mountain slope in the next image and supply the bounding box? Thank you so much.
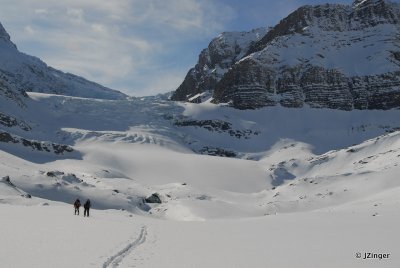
[171,27,268,102]
[173,0,400,110]
[0,22,127,100]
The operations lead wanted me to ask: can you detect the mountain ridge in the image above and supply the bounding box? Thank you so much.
[0,22,127,100]
[172,0,400,110]
[171,27,268,102]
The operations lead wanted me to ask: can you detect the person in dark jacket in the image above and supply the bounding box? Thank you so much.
[84,199,91,217]
[74,199,81,215]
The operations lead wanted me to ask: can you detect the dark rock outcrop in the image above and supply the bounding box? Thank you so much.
[0,130,74,155]
[198,146,237,158]
[0,71,28,107]
[0,113,31,131]
[175,119,260,139]
[145,193,162,204]
[214,62,400,110]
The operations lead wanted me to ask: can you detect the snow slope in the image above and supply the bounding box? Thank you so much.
[1,92,400,267]
[248,22,400,76]
[1,92,400,217]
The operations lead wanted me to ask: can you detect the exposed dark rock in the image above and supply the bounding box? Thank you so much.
[46,171,65,177]
[212,59,278,109]
[52,144,74,154]
[175,119,260,139]
[0,132,16,143]
[392,51,400,61]
[199,146,237,157]
[0,113,31,131]
[2,175,12,185]
[0,130,74,155]
[145,193,162,204]
[213,65,400,110]
[175,119,231,131]
[0,71,28,107]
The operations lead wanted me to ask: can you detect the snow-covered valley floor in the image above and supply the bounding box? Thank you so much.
[1,198,399,268]
[1,93,400,267]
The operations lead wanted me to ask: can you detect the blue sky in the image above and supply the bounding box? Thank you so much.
[0,0,373,96]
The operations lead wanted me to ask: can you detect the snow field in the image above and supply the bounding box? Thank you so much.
[0,204,148,268]
[1,92,400,267]
[1,198,399,268]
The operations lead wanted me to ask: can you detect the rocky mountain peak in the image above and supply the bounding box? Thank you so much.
[173,0,400,111]
[249,0,399,55]
[247,3,350,55]
[350,0,400,28]
[171,27,267,102]
[0,22,15,48]
[353,0,384,7]
[0,23,10,41]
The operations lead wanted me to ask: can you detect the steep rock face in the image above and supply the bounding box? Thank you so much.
[171,28,268,102]
[247,4,350,55]
[0,23,15,47]
[215,60,400,110]
[175,0,400,110]
[248,0,400,55]
[0,71,27,107]
[0,22,127,100]
[213,0,400,109]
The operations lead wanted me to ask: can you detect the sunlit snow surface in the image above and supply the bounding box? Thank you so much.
[1,92,400,267]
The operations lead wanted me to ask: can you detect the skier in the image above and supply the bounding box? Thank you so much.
[73,199,81,215]
[84,199,91,217]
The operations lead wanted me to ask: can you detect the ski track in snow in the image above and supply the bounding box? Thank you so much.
[103,226,147,268]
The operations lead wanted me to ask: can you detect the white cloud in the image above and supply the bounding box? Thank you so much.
[66,8,85,25]
[127,0,235,35]
[24,25,35,35]
[34,8,51,15]
[130,71,188,97]
[90,23,106,34]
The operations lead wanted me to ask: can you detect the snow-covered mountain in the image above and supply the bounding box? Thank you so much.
[1,1,400,266]
[173,0,400,110]
[0,22,127,100]
[171,27,268,103]
[1,91,399,210]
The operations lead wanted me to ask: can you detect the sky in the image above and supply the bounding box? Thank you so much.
[0,0,367,96]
